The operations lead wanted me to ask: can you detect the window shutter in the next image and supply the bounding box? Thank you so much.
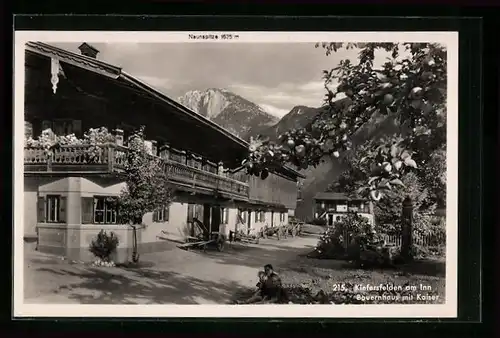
[59,196,67,223]
[165,206,170,222]
[37,197,46,223]
[197,204,203,219]
[81,197,94,224]
[187,204,194,222]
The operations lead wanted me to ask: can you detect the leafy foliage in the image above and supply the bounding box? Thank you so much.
[89,230,119,261]
[373,172,437,236]
[312,212,376,259]
[116,126,173,225]
[244,43,447,201]
[420,146,447,207]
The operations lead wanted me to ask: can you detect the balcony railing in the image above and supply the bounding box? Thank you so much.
[24,143,249,200]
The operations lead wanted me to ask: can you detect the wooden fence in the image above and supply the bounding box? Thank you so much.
[338,230,445,250]
[381,232,446,247]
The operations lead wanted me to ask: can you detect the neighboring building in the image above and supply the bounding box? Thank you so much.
[23,42,304,263]
[312,192,374,226]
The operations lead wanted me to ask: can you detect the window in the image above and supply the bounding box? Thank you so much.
[280,212,286,222]
[46,195,60,222]
[81,196,117,224]
[52,119,82,136]
[153,206,170,222]
[221,208,229,224]
[169,150,184,163]
[93,197,117,224]
[238,209,246,223]
[336,204,348,212]
[257,211,265,223]
[37,195,66,223]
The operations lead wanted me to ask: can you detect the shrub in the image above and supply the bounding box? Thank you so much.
[411,244,445,260]
[89,230,119,262]
[313,212,377,260]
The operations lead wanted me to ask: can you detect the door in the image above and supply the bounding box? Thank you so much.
[247,210,252,234]
[203,204,211,234]
[328,214,333,226]
[187,203,195,236]
[211,206,221,233]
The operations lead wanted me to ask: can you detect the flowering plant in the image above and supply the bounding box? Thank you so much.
[25,128,58,156]
[24,126,115,163]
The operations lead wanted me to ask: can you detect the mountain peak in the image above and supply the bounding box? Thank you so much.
[177,88,279,139]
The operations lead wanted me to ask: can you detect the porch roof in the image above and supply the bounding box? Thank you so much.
[25,41,304,180]
[247,199,288,211]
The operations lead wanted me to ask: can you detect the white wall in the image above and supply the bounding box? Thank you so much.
[24,178,38,236]
[219,207,238,237]
[142,201,190,242]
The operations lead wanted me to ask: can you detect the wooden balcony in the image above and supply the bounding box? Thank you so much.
[24,143,249,200]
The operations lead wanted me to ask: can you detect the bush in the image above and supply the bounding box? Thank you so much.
[310,218,327,226]
[411,244,445,259]
[313,212,376,260]
[89,230,119,262]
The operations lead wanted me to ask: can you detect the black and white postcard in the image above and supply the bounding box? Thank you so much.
[14,30,458,318]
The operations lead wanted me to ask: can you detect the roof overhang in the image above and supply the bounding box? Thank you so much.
[248,200,288,211]
[26,42,122,79]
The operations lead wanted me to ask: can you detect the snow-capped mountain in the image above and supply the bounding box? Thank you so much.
[177,88,279,140]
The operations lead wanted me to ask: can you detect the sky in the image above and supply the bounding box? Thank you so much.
[53,42,385,118]
[53,42,361,118]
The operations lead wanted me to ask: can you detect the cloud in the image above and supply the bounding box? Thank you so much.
[258,104,290,118]
[229,81,328,111]
[133,74,173,92]
[298,81,325,92]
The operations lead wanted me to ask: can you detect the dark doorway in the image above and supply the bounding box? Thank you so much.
[247,210,252,235]
[187,203,195,236]
[203,204,211,233]
[328,214,334,226]
[271,211,274,227]
[211,205,221,233]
